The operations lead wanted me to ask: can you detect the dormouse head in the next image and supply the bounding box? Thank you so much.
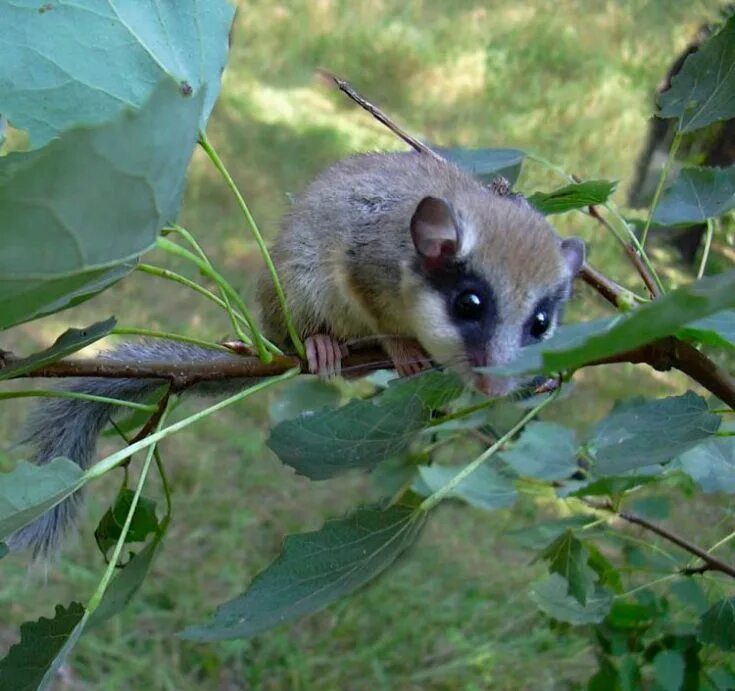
[402,193,585,396]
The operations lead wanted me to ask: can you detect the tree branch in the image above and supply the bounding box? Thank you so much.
[316,69,442,159]
[584,499,735,579]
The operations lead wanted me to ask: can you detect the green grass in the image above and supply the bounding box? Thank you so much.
[1,1,732,689]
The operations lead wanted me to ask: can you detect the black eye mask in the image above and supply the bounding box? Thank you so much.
[521,284,571,347]
[413,258,498,366]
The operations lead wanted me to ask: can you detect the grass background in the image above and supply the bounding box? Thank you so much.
[1,1,733,689]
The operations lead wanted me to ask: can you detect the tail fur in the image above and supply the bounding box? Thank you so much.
[7,340,249,557]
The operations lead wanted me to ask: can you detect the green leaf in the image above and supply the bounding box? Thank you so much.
[539,529,595,605]
[94,489,159,559]
[0,602,86,691]
[670,578,709,615]
[415,464,517,510]
[494,270,735,376]
[653,166,735,225]
[0,77,203,330]
[267,371,464,480]
[268,377,342,426]
[0,318,116,381]
[657,15,735,132]
[0,0,235,148]
[589,393,721,474]
[0,458,84,542]
[630,495,670,520]
[0,542,7,560]
[507,516,602,550]
[88,538,163,629]
[709,667,735,691]
[571,475,658,497]
[531,574,612,625]
[607,601,655,629]
[435,146,525,185]
[0,263,135,331]
[527,179,617,215]
[585,543,623,593]
[676,437,735,493]
[180,505,425,641]
[699,597,735,651]
[499,422,578,481]
[680,310,735,350]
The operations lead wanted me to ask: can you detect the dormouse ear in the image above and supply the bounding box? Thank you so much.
[561,237,585,277]
[410,196,459,267]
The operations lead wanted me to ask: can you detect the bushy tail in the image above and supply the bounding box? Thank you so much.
[7,340,246,557]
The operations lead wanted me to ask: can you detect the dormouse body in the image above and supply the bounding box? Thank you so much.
[258,151,585,394]
[9,150,585,558]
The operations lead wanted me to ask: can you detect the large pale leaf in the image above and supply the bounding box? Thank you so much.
[699,597,735,651]
[0,77,203,329]
[180,505,424,641]
[0,318,116,381]
[416,464,517,510]
[268,378,341,426]
[435,146,525,185]
[653,650,685,690]
[499,422,579,481]
[0,263,134,331]
[494,270,735,376]
[0,602,86,691]
[657,15,735,132]
[267,371,463,480]
[588,393,720,475]
[680,310,735,350]
[0,458,84,542]
[653,166,735,225]
[0,0,235,148]
[676,437,735,493]
[531,574,612,625]
[528,179,617,216]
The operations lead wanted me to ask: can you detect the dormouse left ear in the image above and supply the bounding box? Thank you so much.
[561,237,585,278]
[410,196,460,269]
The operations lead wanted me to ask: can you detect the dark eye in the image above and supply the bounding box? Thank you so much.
[453,290,484,321]
[529,310,550,339]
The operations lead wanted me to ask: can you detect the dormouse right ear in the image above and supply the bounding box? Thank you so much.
[410,196,460,269]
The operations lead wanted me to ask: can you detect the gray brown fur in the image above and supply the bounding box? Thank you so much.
[258,151,581,381]
[7,341,252,557]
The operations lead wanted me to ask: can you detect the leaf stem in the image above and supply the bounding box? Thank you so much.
[0,389,158,412]
[697,217,715,280]
[640,130,682,249]
[164,224,254,348]
[156,236,277,360]
[87,401,171,612]
[419,389,558,512]
[198,132,305,359]
[154,448,172,520]
[526,152,666,295]
[83,369,299,482]
[429,397,499,427]
[136,263,254,342]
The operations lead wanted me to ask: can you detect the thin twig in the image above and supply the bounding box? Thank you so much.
[316,70,441,159]
[623,244,661,298]
[587,206,659,299]
[578,262,632,309]
[584,499,735,579]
